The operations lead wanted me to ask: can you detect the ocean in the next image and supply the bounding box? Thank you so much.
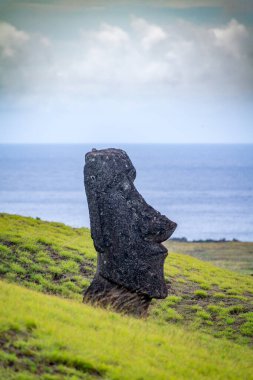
[0,144,252,241]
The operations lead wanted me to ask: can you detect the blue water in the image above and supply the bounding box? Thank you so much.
[0,144,252,241]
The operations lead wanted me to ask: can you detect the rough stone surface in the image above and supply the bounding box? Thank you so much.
[83,148,177,314]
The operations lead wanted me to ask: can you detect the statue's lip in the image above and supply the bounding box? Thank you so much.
[143,243,168,257]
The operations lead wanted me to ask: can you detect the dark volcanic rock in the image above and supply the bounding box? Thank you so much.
[83,148,177,315]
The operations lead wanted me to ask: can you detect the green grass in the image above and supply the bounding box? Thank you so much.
[157,250,253,345]
[0,213,253,348]
[0,213,96,300]
[1,280,253,380]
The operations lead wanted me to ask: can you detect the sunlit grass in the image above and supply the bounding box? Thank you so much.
[1,213,253,346]
[1,280,253,380]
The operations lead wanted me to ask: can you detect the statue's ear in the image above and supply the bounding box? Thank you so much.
[84,172,105,253]
[87,190,105,253]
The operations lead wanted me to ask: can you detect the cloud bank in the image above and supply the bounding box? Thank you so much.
[0,16,252,103]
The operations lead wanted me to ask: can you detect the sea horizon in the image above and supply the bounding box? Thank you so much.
[1,143,252,241]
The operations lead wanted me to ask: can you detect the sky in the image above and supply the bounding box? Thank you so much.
[0,0,253,143]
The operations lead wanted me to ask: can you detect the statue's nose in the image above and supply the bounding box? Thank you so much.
[169,221,177,232]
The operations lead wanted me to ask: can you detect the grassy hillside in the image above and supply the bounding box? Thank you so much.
[164,240,253,275]
[0,213,253,348]
[1,280,253,380]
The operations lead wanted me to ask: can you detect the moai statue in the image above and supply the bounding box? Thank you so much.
[83,148,177,316]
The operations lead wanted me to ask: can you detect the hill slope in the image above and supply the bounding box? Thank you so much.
[0,213,253,346]
[1,280,253,380]
[164,240,253,275]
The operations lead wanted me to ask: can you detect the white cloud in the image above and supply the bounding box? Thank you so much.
[131,17,167,50]
[0,21,30,58]
[0,17,252,102]
[40,36,52,47]
[90,23,129,47]
[211,19,249,58]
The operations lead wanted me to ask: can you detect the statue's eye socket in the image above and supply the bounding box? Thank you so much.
[90,175,96,181]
